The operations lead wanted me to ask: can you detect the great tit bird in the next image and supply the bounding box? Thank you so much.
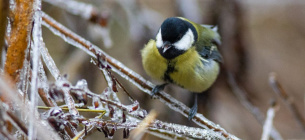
[141,17,222,120]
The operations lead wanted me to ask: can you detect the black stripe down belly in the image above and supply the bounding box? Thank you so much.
[163,60,176,83]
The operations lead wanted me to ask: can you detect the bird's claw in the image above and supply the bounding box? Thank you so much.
[188,103,198,120]
[151,84,167,98]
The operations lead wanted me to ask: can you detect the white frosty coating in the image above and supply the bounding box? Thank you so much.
[73,79,129,121]
[0,77,61,139]
[3,19,10,67]
[29,1,42,139]
[261,107,276,140]
[38,59,57,106]
[101,69,115,94]
[90,116,225,139]
[100,69,122,105]
[147,131,185,140]
[42,12,239,139]
[18,57,30,97]
[40,14,79,115]
[43,0,93,19]
[39,43,60,79]
[9,0,15,11]
[149,120,226,140]
[41,40,79,115]
[55,78,78,115]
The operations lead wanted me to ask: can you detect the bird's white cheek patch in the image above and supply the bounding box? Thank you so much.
[156,29,163,48]
[173,29,194,51]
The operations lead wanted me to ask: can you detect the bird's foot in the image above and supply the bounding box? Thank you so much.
[189,104,198,120]
[151,83,167,98]
[188,103,198,120]
[188,94,198,120]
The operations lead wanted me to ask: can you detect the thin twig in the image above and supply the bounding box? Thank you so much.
[269,72,305,132]
[6,111,28,135]
[261,101,279,140]
[37,52,57,107]
[0,75,61,140]
[3,0,36,133]
[72,125,95,140]
[69,86,142,118]
[36,59,80,138]
[38,106,106,114]
[28,2,43,138]
[227,73,283,140]
[39,38,78,115]
[0,129,16,140]
[41,12,238,139]
[38,88,55,107]
[71,107,106,140]
[92,118,226,139]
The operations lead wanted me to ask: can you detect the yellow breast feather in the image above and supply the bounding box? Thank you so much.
[141,40,168,82]
[170,47,220,93]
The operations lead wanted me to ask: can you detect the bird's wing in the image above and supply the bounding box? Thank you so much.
[198,46,223,63]
[201,24,221,46]
[198,25,223,63]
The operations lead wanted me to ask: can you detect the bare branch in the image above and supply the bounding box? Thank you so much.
[261,101,279,140]
[38,88,55,107]
[227,73,283,140]
[4,0,34,82]
[39,39,78,115]
[269,72,305,132]
[41,12,238,139]
[6,111,28,136]
[0,75,61,139]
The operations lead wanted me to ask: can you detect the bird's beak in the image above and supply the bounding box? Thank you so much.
[162,41,172,53]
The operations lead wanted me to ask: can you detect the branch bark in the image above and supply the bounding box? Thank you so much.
[4,0,35,82]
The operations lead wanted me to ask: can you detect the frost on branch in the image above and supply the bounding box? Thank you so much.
[8,0,301,139]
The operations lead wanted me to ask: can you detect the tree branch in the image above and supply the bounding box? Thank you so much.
[4,0,34,82]
[41,12,238,140]
[269,72,305,132]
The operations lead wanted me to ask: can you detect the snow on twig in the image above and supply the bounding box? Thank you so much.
[261,102,278,140]
[0,76,61,140]
[269,72,305,132]
[227,73,283,140]
[41,11,239,140]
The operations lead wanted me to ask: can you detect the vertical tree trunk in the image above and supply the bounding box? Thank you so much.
[4,0,35,83]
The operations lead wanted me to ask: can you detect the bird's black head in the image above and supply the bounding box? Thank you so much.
[156,17,198,59]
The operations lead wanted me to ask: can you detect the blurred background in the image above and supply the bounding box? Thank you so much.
[41,0,305,139]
